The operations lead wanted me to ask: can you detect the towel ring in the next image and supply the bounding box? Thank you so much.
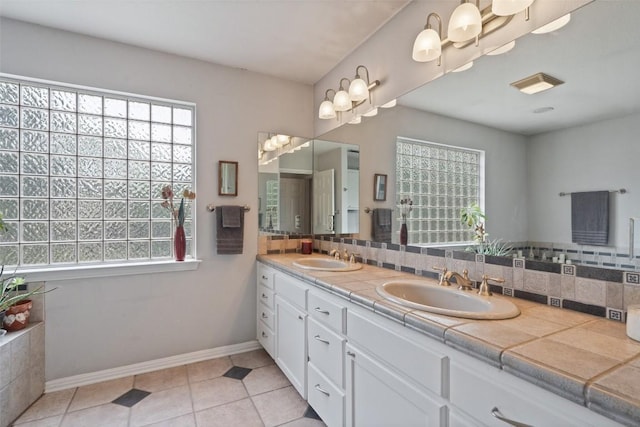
[206,204,251,212]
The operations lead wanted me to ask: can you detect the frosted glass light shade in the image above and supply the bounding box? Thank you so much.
[448,2,482,42]
[492,0,534,16]
[333,90,352,112]
[412,28,442,62]
[276,134,289,147]
[532,13,571,34]
[349,78,369,102]
[263,138,276,151]
[319,100,336,119]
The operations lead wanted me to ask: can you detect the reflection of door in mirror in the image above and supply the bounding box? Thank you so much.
[265,180,279,230]
[280,175,311,233]
[219,161,238,196]
[313,169,335,234]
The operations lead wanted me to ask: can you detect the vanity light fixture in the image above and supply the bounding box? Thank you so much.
[492,0,535,17]
[263,137,277,152]
[448,0,482,43]
[511,72,564,94]
[318,66,381,121]
[412,12,443,65]
[452,61,474,73]
[532,13,571,34]
[318,89,337,119]
[275,134,290,148]
[349,65,372,102]
[487,40,516,56]
[333,78,352,112]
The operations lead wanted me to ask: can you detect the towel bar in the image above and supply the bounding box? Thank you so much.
[206,204,251,212]
[559,188,626,197]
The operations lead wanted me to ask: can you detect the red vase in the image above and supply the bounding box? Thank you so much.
[174,225,186,261]
[400,222,408,246]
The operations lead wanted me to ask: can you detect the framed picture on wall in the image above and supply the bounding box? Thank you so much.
[374,174,387,201]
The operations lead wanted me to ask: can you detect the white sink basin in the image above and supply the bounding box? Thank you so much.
[292,257,363,272]
[377,280,520,320]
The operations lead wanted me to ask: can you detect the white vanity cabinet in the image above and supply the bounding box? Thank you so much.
[274,271,309,398]
[256,263,276,358]
[307,289,347,427]
[448,350,621,427]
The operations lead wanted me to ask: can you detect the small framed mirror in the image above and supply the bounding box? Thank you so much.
[219,160,238,196]
[373,173,387,201]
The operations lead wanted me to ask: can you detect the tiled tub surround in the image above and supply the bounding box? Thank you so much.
[258,253,640,426]
[0,322,45,427]
[258,235,639,323]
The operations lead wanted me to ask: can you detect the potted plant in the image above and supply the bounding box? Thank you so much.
[460,203,512,256]
[0,213,49,333]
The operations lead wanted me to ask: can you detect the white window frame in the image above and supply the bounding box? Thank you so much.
[0,73,199,281]
[395,136,485,247]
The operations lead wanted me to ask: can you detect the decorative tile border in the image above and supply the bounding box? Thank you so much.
[549,297,562,308]
[562,265,576,276]
[625,272,640,285]
[513,258,525,269]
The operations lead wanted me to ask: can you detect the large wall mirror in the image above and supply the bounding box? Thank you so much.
[322,1,640,271]
[258,133,359,236]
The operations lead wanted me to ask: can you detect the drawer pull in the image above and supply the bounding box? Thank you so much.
[261,275,268,280]
[261,293,268,299]
[314,307,330,315]
[298,315,304,320]
[346,351,356,358]
[261,313,268,319]
[491,407,532,427]
[314,384,331,397]
[314,335,330,345]
[261,332,268,338]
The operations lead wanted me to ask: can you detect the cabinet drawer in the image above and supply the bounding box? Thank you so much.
[275,273,307,309]
[308,362,345,427]
[257,263,275,289]
[308,317,345,388]
[449,355,620,427]
[257,321,275,359]
[258,284,275,310]
[308,289,346,333]
[258,304,275,330]
[346,309,448,397]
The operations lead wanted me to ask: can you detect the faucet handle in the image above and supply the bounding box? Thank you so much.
[478,275,505,296]
[349,253,360,264]
[433,266,450,286]
[462,269,469,280]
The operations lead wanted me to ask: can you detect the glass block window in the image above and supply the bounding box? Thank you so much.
[395,137,484,245]
[0,76,195,267]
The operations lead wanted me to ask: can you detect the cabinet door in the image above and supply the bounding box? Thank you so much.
[345,344,447,427]
[275,295,307,398]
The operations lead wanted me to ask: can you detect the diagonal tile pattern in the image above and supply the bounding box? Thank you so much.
[12,349,327,427]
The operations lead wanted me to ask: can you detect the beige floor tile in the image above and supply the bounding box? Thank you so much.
[60,403,129,427]
[279,418,327,427]
[12,414,63,427]
[251,386,307,427]
[190,376,248,412]
[14,388,76,424]
[67,376,134,412]
[135,366,188,393]
[129,385,193,427]
[195,398,263,427]
[230,349,273,369]
[139,413,196,427]
[243,364,290,396]
[186,357,233,383]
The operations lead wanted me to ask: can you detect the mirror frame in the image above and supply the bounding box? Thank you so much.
[373,174,387,201]
[219,160,238,196]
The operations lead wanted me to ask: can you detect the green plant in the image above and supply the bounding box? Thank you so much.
[460,203,512,256]
[0,266,45,313]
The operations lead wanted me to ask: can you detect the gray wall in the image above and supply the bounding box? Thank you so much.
[0,18,313,381]
[323,106,529,243]
[527,112,640,250]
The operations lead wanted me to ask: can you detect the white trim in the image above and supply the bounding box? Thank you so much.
[45,340,262,392]
[19,259,201,282]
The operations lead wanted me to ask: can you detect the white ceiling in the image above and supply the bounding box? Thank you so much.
[399,1,640,136]
[0,0,410,85]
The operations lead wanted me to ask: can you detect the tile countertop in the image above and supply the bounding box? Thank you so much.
[257,254,640,427]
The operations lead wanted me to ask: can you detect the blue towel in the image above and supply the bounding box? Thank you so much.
[571,191,609,245]
[372,208,392,243]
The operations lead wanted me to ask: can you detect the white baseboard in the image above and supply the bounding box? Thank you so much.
[45,340,262,393]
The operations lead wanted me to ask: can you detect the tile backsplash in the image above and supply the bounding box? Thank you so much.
[258,235,640,323]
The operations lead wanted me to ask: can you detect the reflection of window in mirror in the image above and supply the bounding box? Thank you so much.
[374,174,387,201]
[219,160,238,196]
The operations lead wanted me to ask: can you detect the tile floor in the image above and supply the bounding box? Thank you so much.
[11,349,327,427]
